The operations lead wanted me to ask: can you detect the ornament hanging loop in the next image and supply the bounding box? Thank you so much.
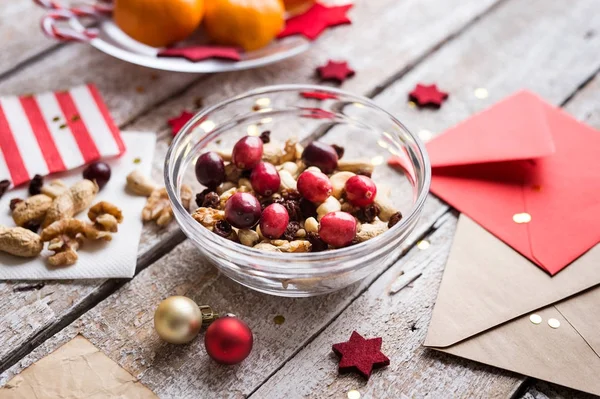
[199,305,219,326]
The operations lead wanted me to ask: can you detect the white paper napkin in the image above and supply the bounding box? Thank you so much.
[0,131,156,280]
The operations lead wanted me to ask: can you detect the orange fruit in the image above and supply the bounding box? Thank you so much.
[203,0,285,51]
[282,0,315,15]
[114,0,205,47]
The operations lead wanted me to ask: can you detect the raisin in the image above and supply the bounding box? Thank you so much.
[28,174,44,196]
[259,130,271,144]
[299,198,317,219]
[9,198,23,211]
[214,220,233,238]
[354,203,381,223]
[307,232,328,252]
[388,211,403,228]
[331,144,345,159]
[282,221,301,241]
[354,169,372,178]
[0,180,9,199]
[202,192,220,209]
[281,189,301,201]
[195,188,213,207]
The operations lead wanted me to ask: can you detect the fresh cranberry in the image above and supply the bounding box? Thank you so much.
[297,170,332,203]
[225,192,261,229]
[232,136,264,170]
[83,162,111,189]
[195,152,225,188]
[260,203,289,239]
[250,162,280,196]
[319,212,357,248]
[301,142,338,174]
[345,175,377,207]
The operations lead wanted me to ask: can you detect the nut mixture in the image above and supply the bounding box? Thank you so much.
[191,134,403,253]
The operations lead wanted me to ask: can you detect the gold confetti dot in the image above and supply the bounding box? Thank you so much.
[59,124,67,129]
[71,114,80,122]
[247,125,260,136]
[199,120,216,132]
[513,213,532,224]
[408,101,417,109]
[548,318,560,329]
[418,129,433,142]
[529,314,542,324]
[371,155,384,165]
[133,157,141,164]
[52,116,60,122]
[135,86,145,93]
[347,390,361,399]
[417,240,430,250]
[273,315,285,325]
[474,88,489,99]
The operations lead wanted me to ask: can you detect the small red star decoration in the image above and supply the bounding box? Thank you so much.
[317,60,355,83]
[409,84,448,108]
[158,46,241,62]
[277,3,352,41]
[332,331,390,379]
[300,91,339,100]
[168,110,194,136]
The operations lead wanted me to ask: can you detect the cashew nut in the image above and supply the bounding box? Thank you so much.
[277,162,299,177]
[238,229,260,247]
[279,170,297,191]
[316,196,341,220]
[304,217,319,233]
[12,194,52,227]
[215,150,232,162]
[0,225,43,257]
[329,171,355,199]
[374,197,399,222]
[337,160,375,175]
[126,169,157,196]
[216,182,236,195]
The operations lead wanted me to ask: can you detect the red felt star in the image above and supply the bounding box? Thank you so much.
[317,60,355,83]
[168,110,194,136]
[409,84,448,108]
[332,331,390,379]
[277,3,352,41]
[300,91,339,100]
[158,46,241,62]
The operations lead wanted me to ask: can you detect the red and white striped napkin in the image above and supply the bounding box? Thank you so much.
[0,83,125,186]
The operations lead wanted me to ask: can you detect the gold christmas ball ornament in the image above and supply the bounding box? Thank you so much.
[154,296,203,344]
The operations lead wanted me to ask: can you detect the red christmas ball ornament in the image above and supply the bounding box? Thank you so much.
[204,315,253,365]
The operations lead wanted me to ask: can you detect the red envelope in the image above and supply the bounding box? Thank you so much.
[427,90,600,275]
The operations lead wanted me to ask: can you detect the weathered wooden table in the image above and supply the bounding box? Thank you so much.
[1,0,599,397]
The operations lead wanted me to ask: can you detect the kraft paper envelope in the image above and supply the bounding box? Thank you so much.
[425,215,600,395]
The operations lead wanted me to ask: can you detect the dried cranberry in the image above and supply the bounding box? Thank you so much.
[224,192,261,229]
[331,144,345,159]
[345,175,377,207]
[301,142,338,174]
[281,221,301,241]
[307,232,328,252]
[214,220,233,238]
[83,162,111,189]
[28,174,44,195]
[319,211,357,248]
[202,192,220,209]
[388,211,403,228]
[260,203,289,239]
[250,162,280,196]
[0,179,9,199]
[259,130,271,144]
[9,198,23,212]
[232,136,263,170]
[297,170,332,203]
[354,203,381,223]
[195,152,225,188]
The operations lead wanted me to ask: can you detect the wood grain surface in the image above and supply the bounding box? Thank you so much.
[0,0,599,397]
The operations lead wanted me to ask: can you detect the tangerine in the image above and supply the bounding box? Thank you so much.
[203,0,285,51]
[114,0,205,47]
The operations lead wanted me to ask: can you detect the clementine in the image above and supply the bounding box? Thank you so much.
[203,0,285,51]
[114,0,205,48]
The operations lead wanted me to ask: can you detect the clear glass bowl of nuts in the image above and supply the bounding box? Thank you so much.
[165,85,430,297]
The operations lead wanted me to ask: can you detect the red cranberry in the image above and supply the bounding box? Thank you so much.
[195,152,225,188]
[250,162,280,196]
[260,203,289,239]
[319,211,357,248]
[232,136,264,170]
[297,170,332,203]
[345,175,377,207]
[83,162,111,189]
[301,142,338,174]
[225,192,261,229]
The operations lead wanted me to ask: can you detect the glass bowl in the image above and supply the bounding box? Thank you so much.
[165,84,430,297]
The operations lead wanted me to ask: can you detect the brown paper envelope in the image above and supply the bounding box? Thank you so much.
[424,214,600,348]
[0,335,157,399]
[439,289,600,395]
